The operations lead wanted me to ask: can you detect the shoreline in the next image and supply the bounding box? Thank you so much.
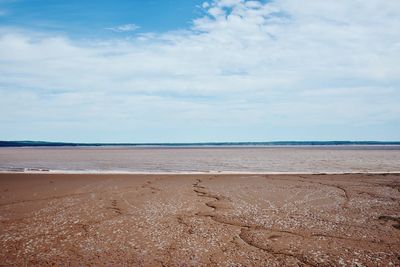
[1,170,400,175]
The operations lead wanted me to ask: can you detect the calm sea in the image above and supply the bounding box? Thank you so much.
[0,146,400,173]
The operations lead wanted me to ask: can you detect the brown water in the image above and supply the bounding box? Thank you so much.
[0,146,399,173]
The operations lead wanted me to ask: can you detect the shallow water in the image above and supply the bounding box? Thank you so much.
[0,146,400,173]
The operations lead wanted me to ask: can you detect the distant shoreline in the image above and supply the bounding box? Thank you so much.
[1,140,400,147]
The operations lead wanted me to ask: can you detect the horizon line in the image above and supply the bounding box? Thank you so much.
[1,140,400,147]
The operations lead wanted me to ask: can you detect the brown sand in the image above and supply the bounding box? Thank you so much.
[0,173,399,266]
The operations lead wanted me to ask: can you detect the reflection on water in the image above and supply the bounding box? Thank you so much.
[0,146,400,173]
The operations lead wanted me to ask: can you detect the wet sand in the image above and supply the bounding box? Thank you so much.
[0,173,399,266]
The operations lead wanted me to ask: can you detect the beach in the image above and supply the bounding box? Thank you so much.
[1,173,399,266]
[2,0,400,266]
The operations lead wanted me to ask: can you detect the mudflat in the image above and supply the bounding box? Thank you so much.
[0,173,399,266]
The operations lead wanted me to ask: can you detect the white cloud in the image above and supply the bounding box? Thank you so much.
[0,0,400,141]
[106,23,140,33]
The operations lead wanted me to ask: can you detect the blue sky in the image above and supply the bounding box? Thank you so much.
[0,0,399,142]
[0,0,205,36]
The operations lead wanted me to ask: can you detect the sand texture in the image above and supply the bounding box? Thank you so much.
[0,173,399,266]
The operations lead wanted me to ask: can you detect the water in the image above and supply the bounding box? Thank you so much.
[0,146,399,173]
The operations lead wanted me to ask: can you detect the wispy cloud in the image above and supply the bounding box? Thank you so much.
[0,0,399,141]
[105,23,140,33]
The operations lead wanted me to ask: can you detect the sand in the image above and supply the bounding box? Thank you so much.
[0,173,399,266]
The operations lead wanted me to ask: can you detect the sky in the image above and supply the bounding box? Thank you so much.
[0,0,399,142]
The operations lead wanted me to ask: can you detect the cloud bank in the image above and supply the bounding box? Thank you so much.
[0,0,399,141]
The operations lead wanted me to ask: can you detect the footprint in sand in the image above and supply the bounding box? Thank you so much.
[107,199,122,215]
